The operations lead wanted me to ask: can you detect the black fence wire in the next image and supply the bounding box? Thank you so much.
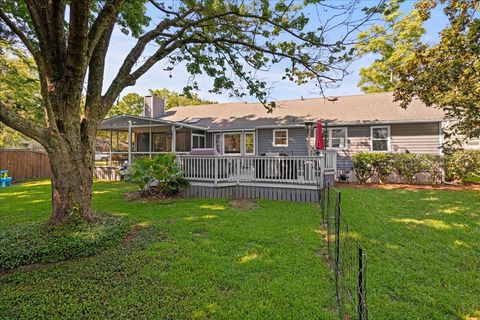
[319,182,368,320]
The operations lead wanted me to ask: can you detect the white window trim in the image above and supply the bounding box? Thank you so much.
[213,132,223,154]
[370,125,391,152]
[244,131,255,155]
[223,132,242,155]
[327,127,348,150]
[191,132,206,149]
[273,129,288,147]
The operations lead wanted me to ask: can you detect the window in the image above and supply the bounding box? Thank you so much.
[214,133,222,153]
[371,126,390,151]
[328,128,347,149]
[273,129,288,147]
[192,133,205,149]
[224,133,241,154]
[244,132,255,155]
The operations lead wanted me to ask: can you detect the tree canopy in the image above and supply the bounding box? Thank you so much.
[394,0,480,141]
[0,40,42,147]
[355,0,425,93]
[107,93,144,116]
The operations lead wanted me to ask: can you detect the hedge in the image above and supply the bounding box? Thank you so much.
[352,150,480,184]
[351,152,436,184]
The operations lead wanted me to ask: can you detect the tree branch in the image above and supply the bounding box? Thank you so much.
[87,0,125,58]
[0,101,48,143]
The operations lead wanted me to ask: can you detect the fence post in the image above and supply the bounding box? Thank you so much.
[335,191,341,313]
[358,245,366,320]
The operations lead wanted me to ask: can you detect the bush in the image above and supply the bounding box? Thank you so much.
[419,154,443,185]
[372,153,394,184]
[445,150,480,183]
[127,153,189,197]
[352,152,444,185]
[393,153,424,184]
[0,214,129,270]
[351,152,376,183]
[352,152,394,183]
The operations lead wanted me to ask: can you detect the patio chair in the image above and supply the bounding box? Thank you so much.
[337,170,351,183]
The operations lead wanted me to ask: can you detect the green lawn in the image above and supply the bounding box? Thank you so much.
[339,186,480,319]
[0,181,479,319]
[0,181,336,319]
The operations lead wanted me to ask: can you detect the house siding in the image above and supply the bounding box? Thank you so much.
[336,125,371,170]
[257,128,308,156]
[335,122,441,170]
[391,123,440,154]
[206,132,213,148]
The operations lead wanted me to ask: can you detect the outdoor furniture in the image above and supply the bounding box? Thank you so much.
[337,170,350,183]
[0,170,12,188]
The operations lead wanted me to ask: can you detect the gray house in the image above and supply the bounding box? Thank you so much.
[99,92,448,169]
[97,92,455,201]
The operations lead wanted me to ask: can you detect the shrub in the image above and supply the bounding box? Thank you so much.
[445,150,480,183]
[351,152,376,183]
[127,153,189,197]
[0,214,129,270]
[352,152,394,183]
[371,153,394,184]
[419,154,443,185]
[393,153,424,184]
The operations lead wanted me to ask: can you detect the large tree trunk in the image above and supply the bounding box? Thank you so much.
[46,135,96,225]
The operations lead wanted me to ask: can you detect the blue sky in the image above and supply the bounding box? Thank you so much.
[104,0,448,103]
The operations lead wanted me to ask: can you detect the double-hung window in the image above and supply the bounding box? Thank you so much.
[327,128,347,149]
[273,129,288,147]
[371,126,390,151]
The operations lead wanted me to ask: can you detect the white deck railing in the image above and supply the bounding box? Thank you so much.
[177,151,336,185]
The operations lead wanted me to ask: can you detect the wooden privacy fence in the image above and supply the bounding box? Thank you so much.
[0,149,51,180]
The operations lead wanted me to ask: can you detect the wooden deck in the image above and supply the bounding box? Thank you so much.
[94,152,336,203]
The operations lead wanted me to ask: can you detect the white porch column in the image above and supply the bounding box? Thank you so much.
[171,125,176,152]
[109,127,113,166]
[128,120,132,165]
[149,125,152,157]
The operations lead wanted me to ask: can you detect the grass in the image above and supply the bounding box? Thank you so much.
[0,181,479,319]
[339,185,480,319]
[0,213,129,269]
[0,180,336,319]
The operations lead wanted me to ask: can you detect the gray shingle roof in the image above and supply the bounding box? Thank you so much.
[158,92,446,131]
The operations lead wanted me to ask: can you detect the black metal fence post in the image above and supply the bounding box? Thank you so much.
[335,192,341,312]
[358,246,364,320]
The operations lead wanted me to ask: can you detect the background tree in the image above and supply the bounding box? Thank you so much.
[0,40,42,147]
[107,93,144,116]
[0,0,379,225]
[355,0,425,92]
[149,88,216,109]
[394,0,480,142]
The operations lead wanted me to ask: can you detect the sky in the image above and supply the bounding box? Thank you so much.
[103,0,449,103]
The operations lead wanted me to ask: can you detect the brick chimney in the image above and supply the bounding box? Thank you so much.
[143,95,166,118]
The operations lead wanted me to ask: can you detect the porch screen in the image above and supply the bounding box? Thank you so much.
[176,131,191,152]
[224,133,241,154]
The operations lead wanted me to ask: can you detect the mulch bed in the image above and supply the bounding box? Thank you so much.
[337,182,480,191]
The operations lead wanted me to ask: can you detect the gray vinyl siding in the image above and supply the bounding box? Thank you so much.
[206,132,213,148]
[336,126,371,171]
[335,123,441,171]
[391,123,440,154]
[257,128,308,156]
